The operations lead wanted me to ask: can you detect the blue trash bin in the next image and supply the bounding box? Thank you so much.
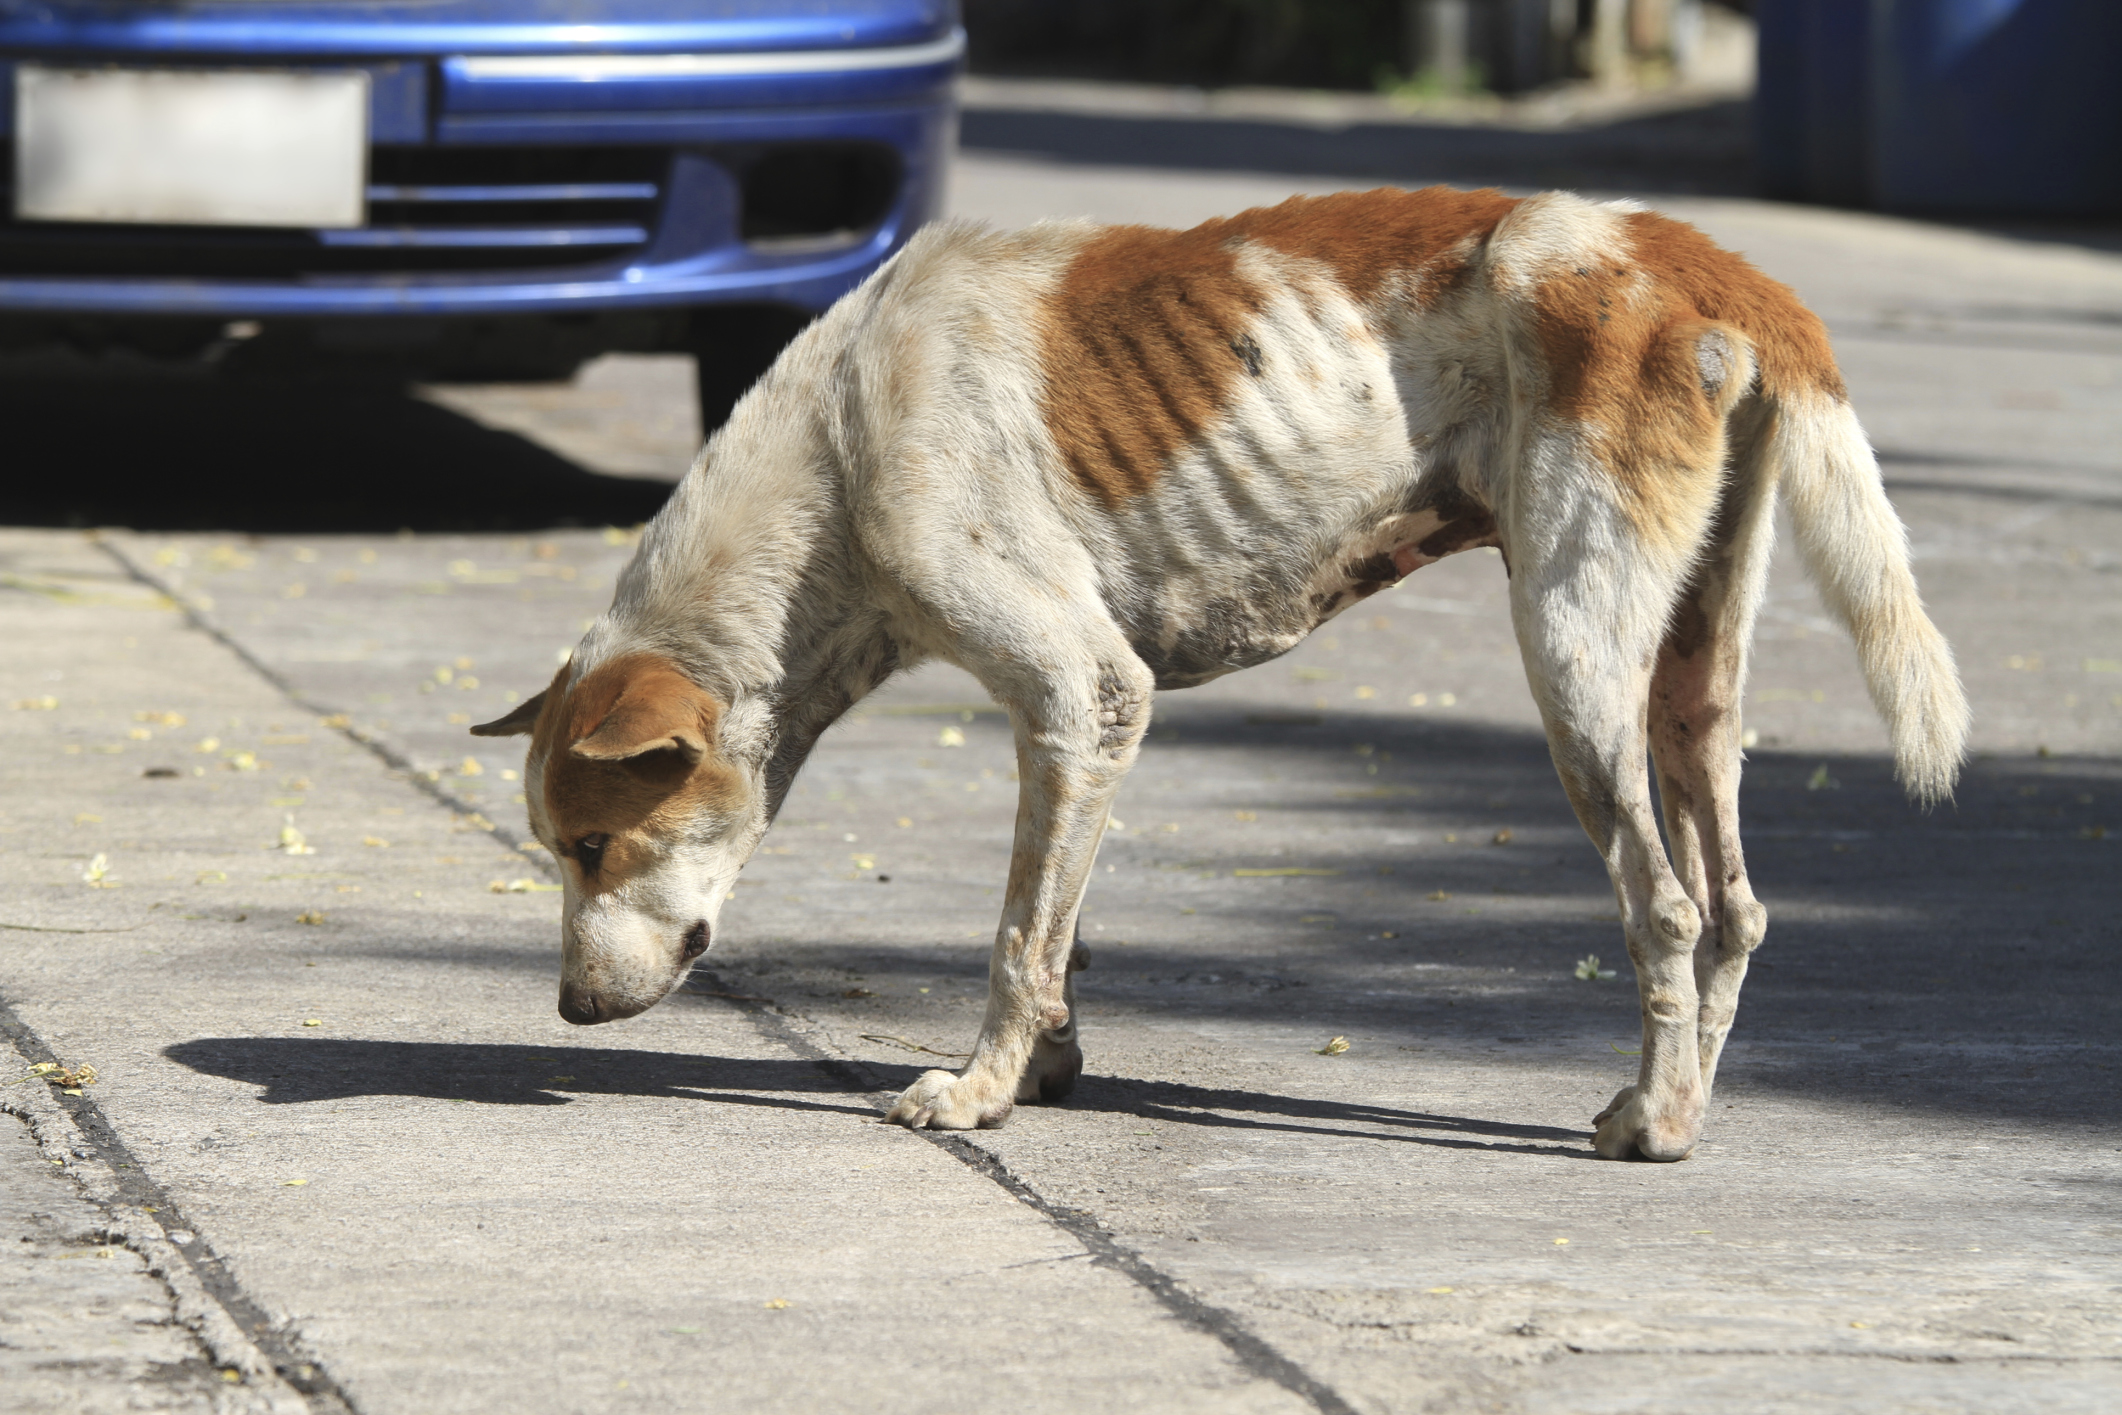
[1873,0,2122,214]
[1755,0,1875,207]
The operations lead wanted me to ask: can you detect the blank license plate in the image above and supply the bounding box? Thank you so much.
[14,66,368,228]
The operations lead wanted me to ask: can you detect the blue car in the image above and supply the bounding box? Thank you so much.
[0,0,961,423]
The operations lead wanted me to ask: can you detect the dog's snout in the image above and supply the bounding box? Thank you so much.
[680,920,710,961]
[557,983,604,1026]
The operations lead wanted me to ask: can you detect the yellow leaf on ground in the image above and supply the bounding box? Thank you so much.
[1316,1036,1350,1055]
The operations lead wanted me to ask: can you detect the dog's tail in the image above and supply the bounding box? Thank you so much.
[1769,389,1968,804]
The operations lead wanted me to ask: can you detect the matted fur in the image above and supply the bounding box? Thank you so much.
[474,187,1967,1160]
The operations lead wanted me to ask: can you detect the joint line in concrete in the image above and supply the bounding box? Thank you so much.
[97,538,559,881]
[0,992,358,1415]
[680,973,1359,1415]
[104,535,1352,1410]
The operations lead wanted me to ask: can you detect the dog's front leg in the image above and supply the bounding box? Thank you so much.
[885,662,1149,1129]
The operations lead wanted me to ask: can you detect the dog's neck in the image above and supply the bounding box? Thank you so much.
[582,333,898,816]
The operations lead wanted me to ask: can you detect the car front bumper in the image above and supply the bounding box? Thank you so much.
[0,25,959,317]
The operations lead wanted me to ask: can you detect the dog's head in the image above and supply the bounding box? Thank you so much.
[472,653,758,1024]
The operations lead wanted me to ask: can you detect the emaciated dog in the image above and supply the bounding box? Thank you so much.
[473,187,1968,1161]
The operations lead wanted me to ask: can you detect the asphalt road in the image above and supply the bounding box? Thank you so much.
[4,85,2119,1415]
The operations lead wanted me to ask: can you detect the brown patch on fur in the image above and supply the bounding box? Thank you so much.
[1621,211,1845,403]
[1040,188,1520,506]
[1232,186,1521,307]
[1531,207,1850,549]
[1416,510,1499,559]
[532,654,745,893]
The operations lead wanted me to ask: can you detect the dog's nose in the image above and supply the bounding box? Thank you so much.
[680,920,710,961]
[557,984,604,1025]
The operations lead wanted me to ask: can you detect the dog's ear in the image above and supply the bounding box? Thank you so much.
[568,663,713,766]
[470,691,547,738]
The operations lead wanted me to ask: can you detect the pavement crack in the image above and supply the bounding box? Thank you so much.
[680,970,1359,1415]
[0,993,355,1415]
[98,537,557,879]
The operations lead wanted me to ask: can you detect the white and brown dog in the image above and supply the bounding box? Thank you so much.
[473,187,1967,1161]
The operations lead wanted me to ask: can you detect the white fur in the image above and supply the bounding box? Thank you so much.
[512,194,1966,1157]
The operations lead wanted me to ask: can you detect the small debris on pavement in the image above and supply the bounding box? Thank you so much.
[1575,954,1617,982]
[1316,1036,1350,1055]
[490,878,561,893]
[1492,828,1513,845]
[1807,764,1840,791]
[296,911,325,925]
[80,853,113,887]
[936,725,965,747]
[277,817,314,855]
[860,1033,971,1058]
[11,1061,98,1090]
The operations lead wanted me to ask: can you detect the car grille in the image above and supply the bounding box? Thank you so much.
[0,145,666,278]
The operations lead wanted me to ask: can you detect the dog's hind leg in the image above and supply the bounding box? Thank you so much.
[884,645,1152,1130]
[1648,414,1778,1110]
[1509,477,1714,1161]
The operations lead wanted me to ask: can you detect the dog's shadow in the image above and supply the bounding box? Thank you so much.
[162,1037,1590,1157]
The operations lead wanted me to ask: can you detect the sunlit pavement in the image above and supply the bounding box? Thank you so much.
[3,83,2118,1415]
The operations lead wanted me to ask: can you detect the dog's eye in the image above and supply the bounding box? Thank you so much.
[574,833,609,872]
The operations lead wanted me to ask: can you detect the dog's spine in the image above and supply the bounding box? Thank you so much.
[1771,391,1969,804]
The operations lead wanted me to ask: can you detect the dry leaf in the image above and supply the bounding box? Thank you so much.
[81,853,112,887]
[936,725,965,747]
[295,911,325,926]
[363,836,390,848]
[1233,810,1258,822]
[301,1019,322,1027]
[1575,954,1616,981]
[1491,828,1513,845]
[458,757,484,777]
[277,817,314,855]
[1806,764,1839,791]
[763,1298,791,1310]
[490,878,561,893]
[1316,1036,1350,1056]
[14,695,59,711]
[1426,890,1450,901]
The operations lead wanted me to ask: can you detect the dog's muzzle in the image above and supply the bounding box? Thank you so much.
[557,982,605,1025]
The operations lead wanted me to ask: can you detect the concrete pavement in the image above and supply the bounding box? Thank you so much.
[4,83,2120,1415]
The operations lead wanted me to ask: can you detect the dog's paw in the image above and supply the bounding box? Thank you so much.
[1017,1031,1083,1104]
[1591,1084,1700,1162]
[884,1069,1015,1131]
